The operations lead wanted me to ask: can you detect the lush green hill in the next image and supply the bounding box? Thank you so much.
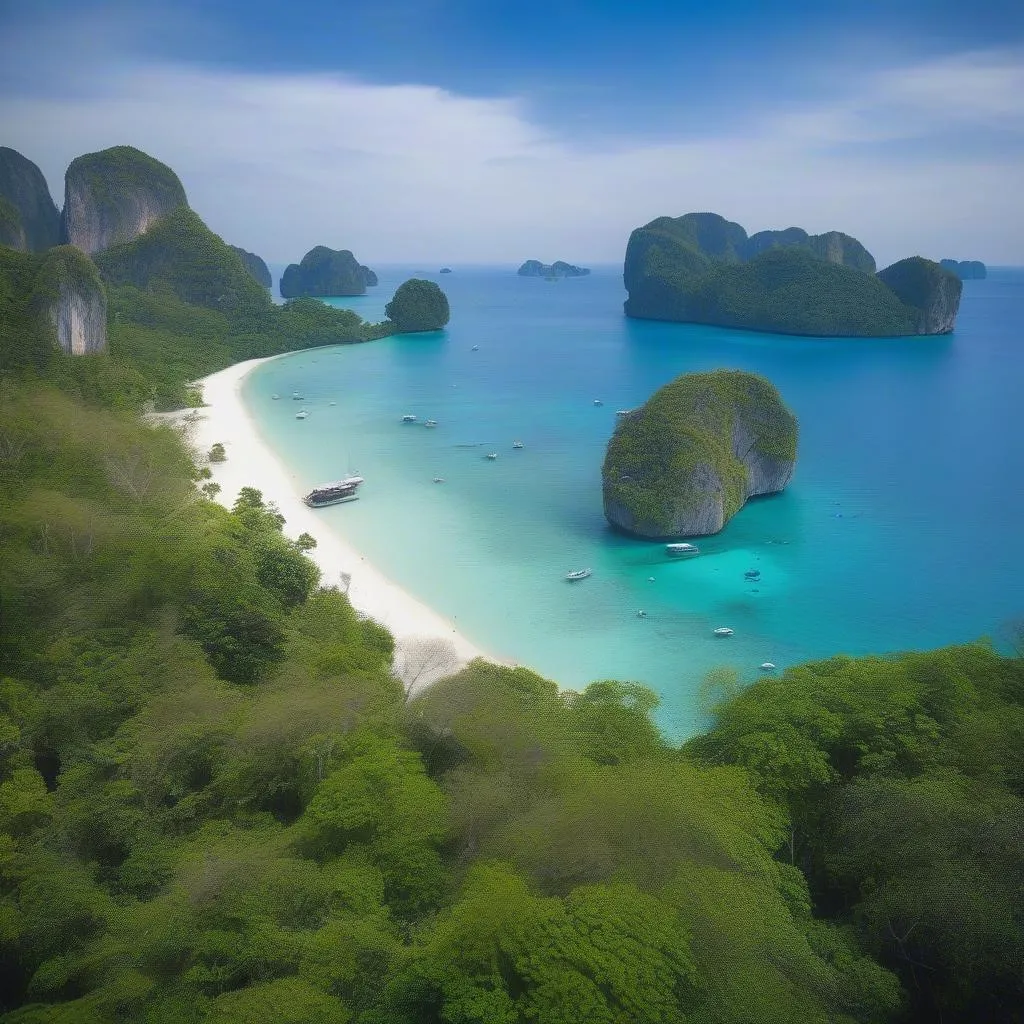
[624,212,960,336]
[384,278,450,332]
[280,246,374,298]
[229,244,273,288]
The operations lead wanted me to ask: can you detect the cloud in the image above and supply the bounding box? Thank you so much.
[0,23,1021,264]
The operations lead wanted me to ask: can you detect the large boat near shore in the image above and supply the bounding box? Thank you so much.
[303,476,364,508]
[666,542,699,557]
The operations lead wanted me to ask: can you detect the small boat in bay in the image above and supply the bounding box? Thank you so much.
[402,414,417,423]
[486,452,498,460]
[616,409,632,418]
[759,662,777,671]
[292,392,303,400]
[512,440,524,449]
[565,568,592,581]
[713,627,734,637]
[295,410,309,420]
[666,542,699,557]
[593,399,603,406]
[424,419,438,428]
[433,477,445,484]
[272,393,281,400]
[304,476,364,507]
[744,569,761,580]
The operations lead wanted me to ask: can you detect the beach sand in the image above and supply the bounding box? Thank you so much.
[152,355,499,691]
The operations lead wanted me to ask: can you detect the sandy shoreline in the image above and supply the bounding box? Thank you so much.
[153,354,500,688]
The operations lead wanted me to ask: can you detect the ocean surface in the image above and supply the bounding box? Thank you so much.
[245,265,1024,735]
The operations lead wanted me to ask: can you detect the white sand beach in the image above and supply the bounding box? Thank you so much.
[153,355,498,688]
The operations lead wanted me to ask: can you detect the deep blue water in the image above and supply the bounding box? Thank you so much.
[245,265,1024,735]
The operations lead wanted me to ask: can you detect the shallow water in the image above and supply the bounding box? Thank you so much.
[245,265,1024,735]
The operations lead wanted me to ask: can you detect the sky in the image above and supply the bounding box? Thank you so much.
[0,0,1022,265]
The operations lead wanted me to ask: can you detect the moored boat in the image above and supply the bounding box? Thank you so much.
[295,410,309,420]
[486,452,498,460]
[512,440,524,449]
[665,542,699,557]
[303,476,364,507]
[565,568,592,581]
[759,662,777,671]
[402,414,417,423]
[713,626,734,637]
[424,419,438,428]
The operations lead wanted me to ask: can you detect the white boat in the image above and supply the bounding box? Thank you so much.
[432,477,445,484]
[759,662,777,671]
[295,410,309,420]
[471,345,479,351]
[512,440,524,449]
[616,409,632,417]
[713,627,734,637]
[593,399,603,406]
[486,452,498,460]
[271,393,281,400]
[666,542,700,557]
[402,414,417,423]
[565,568,592,581]
[292,392,303,400]
[424,419,438,428]
[303,476,364,507]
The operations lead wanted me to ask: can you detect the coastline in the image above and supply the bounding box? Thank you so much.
[153,354,501,688]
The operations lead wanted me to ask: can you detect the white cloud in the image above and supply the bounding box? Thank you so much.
[0,39,1021,265]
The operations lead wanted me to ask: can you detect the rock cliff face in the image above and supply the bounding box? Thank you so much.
[280,246,373,297]
[940,259,987,280]
[623,211,958,336]
[61,146,188,254]
[360,264,378,287]
[877,258,962,335]
[38,246,107,354]
[229,245,273,288]
[518,259,590,277]
[0,147,61,251]
[602,370,797,538]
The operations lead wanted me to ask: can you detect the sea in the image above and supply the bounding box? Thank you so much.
[244,264,1024,736]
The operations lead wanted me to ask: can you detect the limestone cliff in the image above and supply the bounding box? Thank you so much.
[940,259,987,280]
[518,259,590,277]
[280,246,373,297]
[0,147,61,251]
[229,245,273,288]
[602,370,797,538]
[37,246,107,354]
[876,258,961,335]
[61,146,188,254]
[624,211,958,336]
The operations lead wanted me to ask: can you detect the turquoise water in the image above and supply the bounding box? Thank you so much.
[245,266,1024,735]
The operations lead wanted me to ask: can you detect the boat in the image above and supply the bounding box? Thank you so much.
[615,409,632,418]
[295,410,309,420]
[303,475,364,507]
[512,440,524,449]
[424,419,438,428]
[401,414,417,423]
[432,477,445,484]
[271,394,281,400]
[665,543,700,557]
[565,568,592,581]
[744,569,761,580]
[471,345,479,351]
[713,627,734,637]
[292,392,303,400]
[593,399,603,406]
[486,452,498,460]
[759,662,777,671]
[636,609,647,618]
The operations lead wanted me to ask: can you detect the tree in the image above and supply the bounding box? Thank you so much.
[208,442,226,462]
[393,636,458,702]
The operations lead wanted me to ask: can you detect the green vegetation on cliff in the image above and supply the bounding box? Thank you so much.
[0,196,26,250]
[384,278,450,332]
[0,147,61,252]
[228,245,273,289]
[624,213,960,336]
[941,258,987,280]
[602,370,797,538]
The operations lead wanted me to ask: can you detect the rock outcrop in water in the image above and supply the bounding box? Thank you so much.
[623,212,961,336]
[280,246,375,298]
[602,370,797,538]
[940,259,987,280]
[229,245,272,288]
[61,146,188,254]
[0,147,61,252]
[518,259,590,277]
[384,279,450,332]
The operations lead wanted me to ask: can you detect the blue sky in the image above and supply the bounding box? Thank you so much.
[1,0,1022,262]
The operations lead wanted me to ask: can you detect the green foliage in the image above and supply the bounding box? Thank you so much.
[0,147,61,252]
[208,443,225,462]
[0,247,55,374]
[602,369,797,537]
[384,279,450,332]
[0,197,25,250]
[623,212,948,336]
[228,246,272,289]
[877,256,962,332]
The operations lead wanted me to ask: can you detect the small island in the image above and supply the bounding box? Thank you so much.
[280,245,378,298]
[940,259,987,280]
[602,370,797,538]
[624,212,961,336]
[518,259,590,278]
[385,278,450,332]
[439,267,452,274]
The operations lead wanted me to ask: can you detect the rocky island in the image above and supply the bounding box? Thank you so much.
[384,278,450,332]
[229,245,272,288]
[940,259,987,280]
[518,259,590,278]
[624,212,961,336]
[280,246,377,297]
[602,370,797,538]
[61,145,188,254]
